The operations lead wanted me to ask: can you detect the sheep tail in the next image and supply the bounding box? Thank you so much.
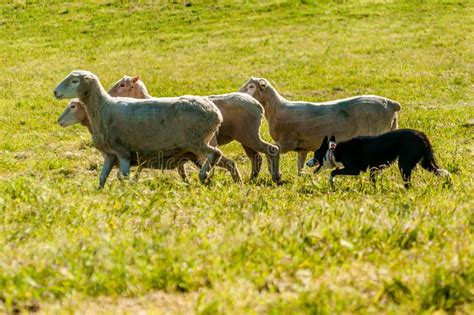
[391,113,399,130]
[388,99,401,112]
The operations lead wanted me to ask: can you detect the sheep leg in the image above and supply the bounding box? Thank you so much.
[177,162,189,183]
[242,141,281,183]
[134,162,143,181]
[99,154,117,189]
[217,156,242,183]
[242,145,262,180]
[266,152,281,184]
[198,145,222,184]
[194,155,240,183]
[266,145,281,183]
[297,151,308,176]
[118,157,131,180]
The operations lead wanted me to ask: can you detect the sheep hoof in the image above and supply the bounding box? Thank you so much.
[199,172,209,185]
[272,175,284,185]
[274,178,285,186]
[232,174,242,183]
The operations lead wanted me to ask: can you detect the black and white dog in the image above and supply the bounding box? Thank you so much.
[306,129,450,188]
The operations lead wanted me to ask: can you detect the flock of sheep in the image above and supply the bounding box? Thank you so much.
[54,70,400,188]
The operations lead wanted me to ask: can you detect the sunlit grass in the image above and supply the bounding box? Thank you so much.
[0,0,473,313]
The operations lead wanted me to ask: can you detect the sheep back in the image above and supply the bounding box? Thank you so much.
[208,92,264,144]
[275,95,401,151]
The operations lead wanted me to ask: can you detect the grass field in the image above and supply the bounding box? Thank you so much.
[0,0,473,313]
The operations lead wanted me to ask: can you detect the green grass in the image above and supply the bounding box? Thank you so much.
[1,0,473,313]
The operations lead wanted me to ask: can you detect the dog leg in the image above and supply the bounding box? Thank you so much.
[399,158,416,189]
[399,167,413,189]
[370,168,377,187]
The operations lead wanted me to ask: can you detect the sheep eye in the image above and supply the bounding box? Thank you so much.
[120,83,125,87]
[72,80,79,84]
[71,105,76,109]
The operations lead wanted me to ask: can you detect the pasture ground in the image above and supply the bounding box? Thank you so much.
[0,0,473,313]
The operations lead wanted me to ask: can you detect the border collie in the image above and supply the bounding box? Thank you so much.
[306,129,450,188]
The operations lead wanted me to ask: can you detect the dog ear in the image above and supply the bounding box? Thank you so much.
[328,136,337,150]
[320,136,329,149]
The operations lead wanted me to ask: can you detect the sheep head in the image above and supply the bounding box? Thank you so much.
[108,75,148,99]
[239,77,269,103]
[58,99,87,128]
[54,70,96,100]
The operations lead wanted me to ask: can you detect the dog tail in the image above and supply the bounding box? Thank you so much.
[420,133,450,177]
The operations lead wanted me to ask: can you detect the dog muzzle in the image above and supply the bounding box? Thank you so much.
[306,158,318,167]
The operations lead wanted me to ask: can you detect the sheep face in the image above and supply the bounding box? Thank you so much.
[109,75,142,98]
[54,70,95,100]
[58,99,86,128]
[239,77,268,103]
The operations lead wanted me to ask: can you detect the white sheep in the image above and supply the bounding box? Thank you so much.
[60,75,281,183]
[58,77,240,183]
[54,70,224,188]
[239,77,401,175]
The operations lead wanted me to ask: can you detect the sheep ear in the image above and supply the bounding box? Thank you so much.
[83,74,93,81]
[330,135,336,143]
[258,79,267,90]
[132,76,140,83]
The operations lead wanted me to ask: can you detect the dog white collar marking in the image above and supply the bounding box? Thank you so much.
[326,142,343,169]
[327,150,339,169]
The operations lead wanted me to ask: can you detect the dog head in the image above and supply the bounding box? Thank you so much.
[306,136,337,172]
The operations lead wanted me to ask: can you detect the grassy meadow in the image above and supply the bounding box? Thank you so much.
[0,0,473,313]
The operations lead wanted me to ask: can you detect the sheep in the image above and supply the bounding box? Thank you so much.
[239,77,401,175]
[207,93,280,183]
[58,98,92,133]
[54,70,224,188]
[58,98,194,182]
[58,78,241,183]
[108,75,152,99]
[60,75,281,183]
[110,76,281,182]
[58,76,241,183]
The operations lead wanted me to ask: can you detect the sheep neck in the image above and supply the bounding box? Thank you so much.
[78,79,110,136]
[262,85,287,128]
[80,116,93,134]
[136,82,152,99]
